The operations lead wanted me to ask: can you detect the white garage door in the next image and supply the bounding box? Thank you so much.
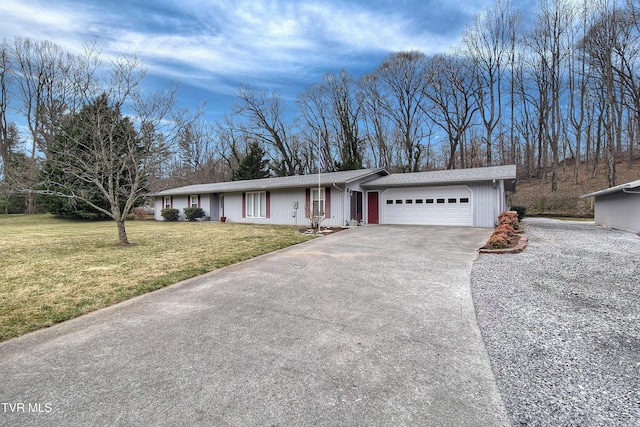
[382,186,472,226]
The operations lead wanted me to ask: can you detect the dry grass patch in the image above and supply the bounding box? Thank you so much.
[0,214,314,341]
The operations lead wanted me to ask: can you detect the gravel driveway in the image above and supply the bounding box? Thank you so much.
[471,218,639,426]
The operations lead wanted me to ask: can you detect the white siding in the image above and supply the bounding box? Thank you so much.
[595,192,640,232]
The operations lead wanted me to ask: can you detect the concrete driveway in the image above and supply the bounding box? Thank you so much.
[0,225,508,426]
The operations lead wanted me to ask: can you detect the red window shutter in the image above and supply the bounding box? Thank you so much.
[325,187,331,217]
[242,193,246,218]
[170,196,173,209]
[266,191,271,218]
[198,195,201,208]
[305,189,311,218]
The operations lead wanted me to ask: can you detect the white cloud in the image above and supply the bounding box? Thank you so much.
[0,0,497,109]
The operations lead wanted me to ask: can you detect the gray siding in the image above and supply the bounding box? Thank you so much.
[468,181,505,228]
[222,187,346,227]
[355,180,505,227]
[153,173,510,228]
[155,194,212,220]
[595,192,640,232]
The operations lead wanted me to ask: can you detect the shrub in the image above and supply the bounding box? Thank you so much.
[488,231,510,249]
[494,223,515,237]
[498,211,520,230]
[511,206,526,221]
[161,208,180,221]
[132,207,148,221]
[183,207,205,222]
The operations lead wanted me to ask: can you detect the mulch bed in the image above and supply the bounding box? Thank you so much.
[480,231,528,254]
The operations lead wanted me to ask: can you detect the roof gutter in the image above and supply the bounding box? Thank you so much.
[622,188,640,194]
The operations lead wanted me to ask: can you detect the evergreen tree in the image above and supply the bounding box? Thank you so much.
[232,142,270,181]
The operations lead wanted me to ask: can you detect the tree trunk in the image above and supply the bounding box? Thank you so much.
[116,219,130,245]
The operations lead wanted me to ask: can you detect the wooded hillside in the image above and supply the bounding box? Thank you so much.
[510,153,640,217]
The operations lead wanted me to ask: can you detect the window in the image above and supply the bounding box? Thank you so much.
[406,199,413,204]
[246,191,267,218]
[311,188,325,216]
[426,199,434,204]
[189,195,199,208]
[416,199,423,204]
[448,198,457,203]
[437,198,445,204]
[164,196,171,209]
[396,199,403,204]
[460,198,469,203]
[386,199,393,205]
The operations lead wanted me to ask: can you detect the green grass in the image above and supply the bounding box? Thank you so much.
[0,214,314,342]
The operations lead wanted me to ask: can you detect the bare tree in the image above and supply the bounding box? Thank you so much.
[582,0,626,187]
[422,53,479,169]
[215,113,251,180]
[567,0,596,183]
[613,1,640,166]
[462,0,519,166]
[374,51,430,172]
[296,78,336,172]
[169,105,220,184]
[39,57,177,245]
[359,73,395,169]
[234,86,300,176]
[0,39,10,173]
[297,70,363,171]
[8,38,102,212]
[525,0,575,191]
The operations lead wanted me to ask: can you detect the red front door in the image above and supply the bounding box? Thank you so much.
[367,191,379,224]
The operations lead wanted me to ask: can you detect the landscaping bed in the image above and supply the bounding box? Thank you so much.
[480,210,528,254]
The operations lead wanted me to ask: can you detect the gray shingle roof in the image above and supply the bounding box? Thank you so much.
[361,165,517,187]
[579,179,640,198]
[154,168,388,196]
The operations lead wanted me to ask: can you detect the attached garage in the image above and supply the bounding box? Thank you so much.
[362,165,516,228]
[382,186,472,226]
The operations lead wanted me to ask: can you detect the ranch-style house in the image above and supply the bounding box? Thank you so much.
[154,165,517,228]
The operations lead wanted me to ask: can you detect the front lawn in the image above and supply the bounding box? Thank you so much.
[0,214,314,342]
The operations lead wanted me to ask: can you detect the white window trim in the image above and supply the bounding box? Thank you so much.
[189,195,199,208]
[246,191,267,218]
[163,196,171,209]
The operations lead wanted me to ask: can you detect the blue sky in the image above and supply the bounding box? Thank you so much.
[0,0,531,122]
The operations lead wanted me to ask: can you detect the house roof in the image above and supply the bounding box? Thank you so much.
[361,165,517,188]
[154,168,388,196]
[579,179,640,198]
